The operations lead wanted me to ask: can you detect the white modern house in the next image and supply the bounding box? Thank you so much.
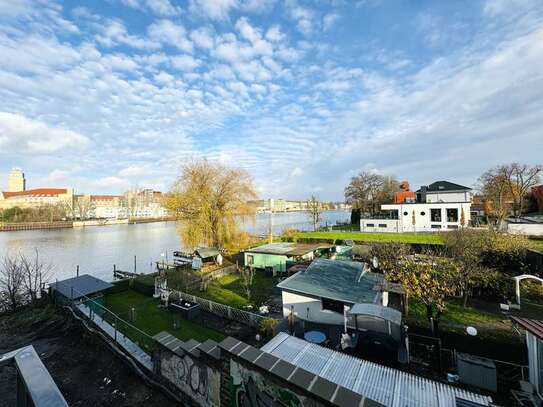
[360,181,472,233]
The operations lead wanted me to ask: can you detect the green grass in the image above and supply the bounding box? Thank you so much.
[104,289,225,343]
[294,231,444,245]
[529,238,543,252]
[188,272,277,308]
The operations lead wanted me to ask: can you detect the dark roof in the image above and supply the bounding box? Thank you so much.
[416,181,472,193]
[246,242,333,256]
[194,247,220,259]
[512,317,543,340]
[49,274,113,300]
[277,258,383,304]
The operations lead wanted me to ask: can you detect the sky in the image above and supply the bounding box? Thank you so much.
[0,0,542,200]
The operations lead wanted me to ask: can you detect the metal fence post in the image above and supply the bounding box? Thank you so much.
[114,316,117,342]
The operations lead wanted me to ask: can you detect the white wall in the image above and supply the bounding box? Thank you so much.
[526,332,542,396]
[360,219,399,233]
[282,290,346,325]
[426,191,470,203]
[508,223,543,237]
[369,202,472,233]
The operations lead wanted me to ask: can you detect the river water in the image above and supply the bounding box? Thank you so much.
[0,210,350,282]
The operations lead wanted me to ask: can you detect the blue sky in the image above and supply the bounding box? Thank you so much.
[1,0,542,200]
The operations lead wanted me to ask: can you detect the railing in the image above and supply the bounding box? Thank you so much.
[172,289,274,329]
[0,345,69,407]
[51,281,156,357]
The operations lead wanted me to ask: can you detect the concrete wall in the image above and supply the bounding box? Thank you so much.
[154,333,361,407]
[508,223,543,236]
[360,219,399,233]
[73,218,129,227]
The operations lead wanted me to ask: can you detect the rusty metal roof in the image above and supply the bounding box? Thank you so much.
[511,317,543,340]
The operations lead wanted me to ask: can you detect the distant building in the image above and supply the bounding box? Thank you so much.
[8,168,25,192]
[126,189,168,218]
[360,181,472,232]
[0,188,74,211]
[394,181,416,203]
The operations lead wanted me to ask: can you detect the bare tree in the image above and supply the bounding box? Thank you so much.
[240,266,255,302]
[345,172,399,216]
[20,250,52,302]
[507,163,542,217]
[74,195,95,220]
[478,169,512,227]
[307,195,322,231]
[0,256,25,311]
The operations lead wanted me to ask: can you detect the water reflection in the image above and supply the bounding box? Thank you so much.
[0,210,349,282]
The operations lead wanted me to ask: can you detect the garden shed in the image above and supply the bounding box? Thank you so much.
[49,274,113,305]
[243,242,333,273]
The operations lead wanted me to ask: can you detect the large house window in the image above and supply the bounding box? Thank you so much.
[446,208,458,222]
[322,297,344,314]
[430,208,441,222]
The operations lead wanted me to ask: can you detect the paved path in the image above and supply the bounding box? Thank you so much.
[77,303,153,371]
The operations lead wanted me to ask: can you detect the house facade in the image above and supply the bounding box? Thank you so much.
[277,259,387,326]
[360,181,472,233]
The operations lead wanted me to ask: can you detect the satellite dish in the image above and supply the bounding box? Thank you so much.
[466,326,478,336]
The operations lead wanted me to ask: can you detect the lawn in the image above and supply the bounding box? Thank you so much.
[529,238,543,252]
[104,289,225,343]
[406,296,541,362]
[293,231,444,245]
[187,272,278,309]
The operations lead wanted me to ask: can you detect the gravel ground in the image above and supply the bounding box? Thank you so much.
[0,304,180,407]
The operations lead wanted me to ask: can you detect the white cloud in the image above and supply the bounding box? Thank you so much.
[0,112,90,154]
[120,0,181,16]
[119,165,146,177]
[323,12,340,31]
[189,0,238,21]
[98,19,160,50]
[265,25,285,42]
[190,27,215,49]
[147,19,193,52]
[171,54,201,71]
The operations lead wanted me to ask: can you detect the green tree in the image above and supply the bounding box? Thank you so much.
[385,254,460,336]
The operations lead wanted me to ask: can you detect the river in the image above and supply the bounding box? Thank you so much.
[0,210,350,282]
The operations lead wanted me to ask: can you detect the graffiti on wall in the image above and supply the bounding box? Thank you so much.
[161,351,221,407]
[230,360,322,407]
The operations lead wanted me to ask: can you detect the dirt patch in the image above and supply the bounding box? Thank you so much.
[0,305,178,407]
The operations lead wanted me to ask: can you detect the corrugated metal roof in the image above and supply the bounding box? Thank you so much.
[246,242,333,256]
[277,259,383,304]
[511,317,543,340]
[261,333,492,407]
